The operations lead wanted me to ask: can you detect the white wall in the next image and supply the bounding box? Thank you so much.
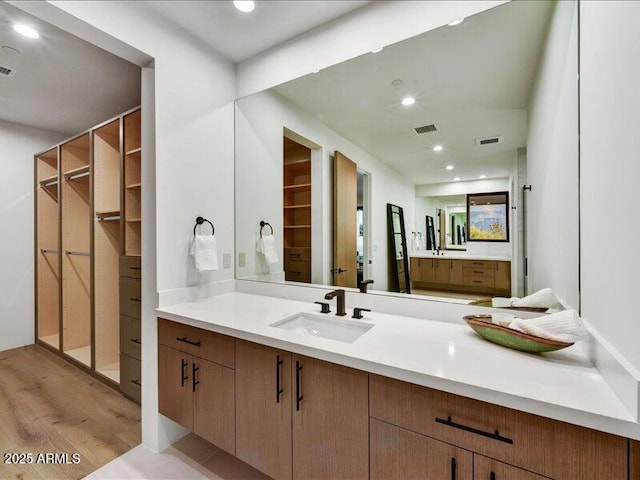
[581,1,640,371]
[235,90,415,292]
[526,0,579,309]
[0,121,66,352]
[42,0,236,451]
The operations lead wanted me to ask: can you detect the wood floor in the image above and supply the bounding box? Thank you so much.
[0,344,141,480]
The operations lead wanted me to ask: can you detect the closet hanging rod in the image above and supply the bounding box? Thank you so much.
[65,250,90,257]
[259,220,273,237]
[65,171,90,181]
[98,215,121,222]
[40,249,60,254]
[41,180,59,187]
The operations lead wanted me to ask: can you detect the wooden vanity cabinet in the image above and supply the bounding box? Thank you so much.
[474,455,548,480]
[235,340,369,480]
[158,319,235,455]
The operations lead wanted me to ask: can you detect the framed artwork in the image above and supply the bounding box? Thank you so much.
[467,191,509,242]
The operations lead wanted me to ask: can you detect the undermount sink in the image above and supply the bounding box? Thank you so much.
[269,312,374,343]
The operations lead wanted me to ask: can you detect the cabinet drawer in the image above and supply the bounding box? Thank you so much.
[462,266,495,278]
[120,255,142,278]
[158,318,234,368]
[369,374,626,479]
[462,260,497,269]
[120,315,141,360]
[474,455,548,480]
[120,277,142,319]
[284,247,310,262]
[120,353,141,404]
[463,276,495,288]
[284,260,311,281]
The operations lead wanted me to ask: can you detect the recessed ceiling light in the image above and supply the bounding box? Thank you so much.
[454,177,461,181]
[371,47,383,53]
[445,165,454,171]
[401,97,415,106]
[448,18,465,27]
[233,1,255,13]
[13,24,40,39]
[479,174,487,179]
[433,145,444,152]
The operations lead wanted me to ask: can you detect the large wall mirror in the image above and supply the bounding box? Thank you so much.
[235,0,579,311]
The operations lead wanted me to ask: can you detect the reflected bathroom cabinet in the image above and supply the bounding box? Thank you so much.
[34,106,142,399]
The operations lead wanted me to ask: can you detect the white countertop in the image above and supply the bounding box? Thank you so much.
[157,292,640,440]
[410,252,511,261]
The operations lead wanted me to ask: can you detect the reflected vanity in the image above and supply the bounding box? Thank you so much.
[235,0,578,311]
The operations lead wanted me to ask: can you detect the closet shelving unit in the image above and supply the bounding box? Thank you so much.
[283,138,312,283]
[35,147,61,349]
[34,106,142,396]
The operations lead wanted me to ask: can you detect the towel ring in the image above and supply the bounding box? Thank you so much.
[193,216,215,236]
[259,221,273,238]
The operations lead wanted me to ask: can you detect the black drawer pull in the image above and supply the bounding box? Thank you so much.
[130,266,142,271]
[473,270,484,274]
[288,253,301,258]
[129,297,142,303]
[295,360,303,411]
[192,363,200,393]
[130,338,142,345]
[131,379,142,387]
[176,336,201,347]
[181,359,188,387]
[276,355,284,403]
[473,280,482,284]
[435,416,513,444]
[490,472,496,480]
[451,457,456,480]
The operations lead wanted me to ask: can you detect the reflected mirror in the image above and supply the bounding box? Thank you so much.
[235,0,579,310]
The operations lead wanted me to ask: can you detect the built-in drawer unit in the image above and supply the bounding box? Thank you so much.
[369,374,627,479]
[120,276,142,319]
[120,352,141,403]
[158,318,235,368]
[283,247,311,262]
[120,315,141,360]
[284,259,311,282]
[120,255,142,278]
[462,275,495,288]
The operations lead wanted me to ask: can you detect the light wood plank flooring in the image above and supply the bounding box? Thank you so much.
[0,344,141,480]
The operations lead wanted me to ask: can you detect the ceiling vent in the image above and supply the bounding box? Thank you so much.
[0,65,15,78]
[476,135,503,146]
[413,124,437,135]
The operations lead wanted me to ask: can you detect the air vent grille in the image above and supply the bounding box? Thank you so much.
[476,135,503,146]
[413,124,437,135]
[0,65,15,77]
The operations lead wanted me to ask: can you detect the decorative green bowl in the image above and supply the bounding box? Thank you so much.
[463,315,573,353]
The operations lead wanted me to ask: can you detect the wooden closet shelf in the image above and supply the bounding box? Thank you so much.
[126,147,142,156]
[126,183,141,189]
[39,175,59,186]
[126,218,142,223]
[284,225,311,229]
[283,183,311,191]
[284,246,311,250]
[64,165,90,180]
[283,204,311,209]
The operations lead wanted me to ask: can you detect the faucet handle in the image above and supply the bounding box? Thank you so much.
[352,307,371,319]
[314,301,331,314]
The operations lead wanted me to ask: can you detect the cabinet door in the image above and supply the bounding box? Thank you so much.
[158,345,193,429]
[450,259,464,285]
[420,257,436,283]
[193,357,235,455]
[410,258,421,282]
[435,258,451,284]
[495,261,511,293]
[292,355,368,480]
[236,340,292,480]
[474,455,547,480]
[370,418,472,480]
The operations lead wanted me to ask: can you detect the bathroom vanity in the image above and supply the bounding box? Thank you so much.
[157,292,639,480]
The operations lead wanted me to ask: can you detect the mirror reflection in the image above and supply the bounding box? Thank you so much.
[235,0,578,310]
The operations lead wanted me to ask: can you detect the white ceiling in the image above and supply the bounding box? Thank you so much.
[273,1,555,185]
[138,1,370,63]
[0,1,141,135]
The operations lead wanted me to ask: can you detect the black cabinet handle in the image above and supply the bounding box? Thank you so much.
[129,297,142,303]
[176,336,201,347]
[130,338,142,345]
[295,360,303,411]
[490,472,496,480]
[181,359,188,387]
[288,253,301,258]
[276,355,284,403]
[435,416,513,444]
[192,363,200,393]
[131,379,142,387]
[473,270,484,274]
[130,266,142,271]
[451,457,456,480]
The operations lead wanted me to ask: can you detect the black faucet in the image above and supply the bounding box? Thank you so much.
[352,307,371,319]
[359,279,374,293]
[324,289,346,316]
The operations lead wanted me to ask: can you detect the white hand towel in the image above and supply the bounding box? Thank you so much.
[415,235,425,251]
[512,288,559,308]
[190,234,218,272]
[508,309,586,343]
[260,234,279,265]
[492,297,519,308]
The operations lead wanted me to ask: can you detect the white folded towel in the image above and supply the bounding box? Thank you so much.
[256,234,279,265]
[492,297,519,308]
[512,288,558,308]
[190,234,218,272]
[508,309,586,343]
